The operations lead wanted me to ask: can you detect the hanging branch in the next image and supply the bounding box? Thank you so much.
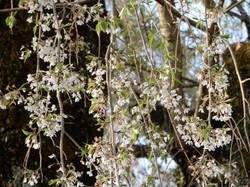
[51,0,66,178]
[105,0,121,186]
[224,40,250,151]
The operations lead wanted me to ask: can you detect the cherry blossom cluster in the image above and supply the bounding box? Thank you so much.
[27,64,85,95]
[83,136,134,186]
[176,117,231,151]
[198,62,232,122]
[52,164,84,187]
[0,90,23,109]
[175,38,232,152]
[207,37,227,56]
[85,62,138,185]
[190,158,224,184]
[23,170,39,186]
[86,56,106,118]
[2,0,239,185]
[84,51,176,184]
[18,0,103,185]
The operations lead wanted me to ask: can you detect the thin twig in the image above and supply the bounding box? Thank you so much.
[65,131,82,150]
[38,131,43,182]
[35,10,43,182]
[168,110,193,166]
[241,78,250,84]
[224,40,250,151]
[52,0,66,178]
[133,6,155,70]
[0,7,26,13]
[204,5,212,127]
[105,0,120,186]
[10,0,13,34]
[56,90,66,177]
[194,81,203,117]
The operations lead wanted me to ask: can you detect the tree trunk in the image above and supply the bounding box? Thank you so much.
[156,1,194,186]
[156,0,183,93]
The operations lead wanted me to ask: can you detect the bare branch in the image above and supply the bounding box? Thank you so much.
[155,0,247,35]
[52,0,66,178]
[227,10,242,19]
[230,0,250,39]
[155,0,206,32]
[224,0,246,13]
[0,7,26,13]
[242,78,250,84]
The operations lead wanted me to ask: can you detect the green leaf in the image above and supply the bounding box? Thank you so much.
[89,98,98,113]
[5,13,17,30]
[19,0,25,6]
[96,22,101,36]
[24,50,31,63]
[45,113,57,121]
[120,89,129,97]
[222,33,231,39]
[148,30,156,48]
[119,6,127,18]
[175,67,183,73]
[225,97,236,103]
[196,46,203,53]
[201,120,207,127]
[195,20,201,29]
[174,77,183,85]
[33,14,39,35]
[33,25,37,35]
[132,132,138,141]
[111,17,123,29]
[95,20,108,36]
[143,14,153,22]
[149,36,154,48]
[63,22,72,27]
[96,119,107,125]
[22,129,30,136]
[100,20,108,31]
[88,81,96,89]
[131,0,137,5]
[88,145,95,154]
[49,179,59,185]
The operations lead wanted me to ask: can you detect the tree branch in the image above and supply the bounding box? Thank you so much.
[155,0,206,32]
[0,0,93,13]
[224,0,246,13]
[227,10,242,19]
[232,0,250,39]
[0,7,26,13]
[155,0,247,34]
